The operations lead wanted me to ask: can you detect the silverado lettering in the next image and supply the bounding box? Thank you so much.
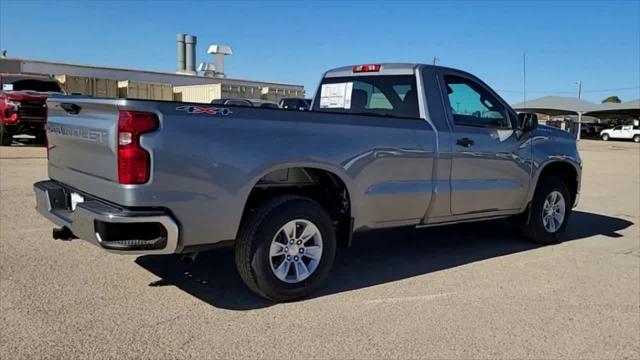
[46,124,109,144]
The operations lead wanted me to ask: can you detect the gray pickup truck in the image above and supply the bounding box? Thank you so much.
[35,63,581,301]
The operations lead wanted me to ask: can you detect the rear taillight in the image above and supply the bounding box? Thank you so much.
[117,111,159,184]
[353,64,381,73]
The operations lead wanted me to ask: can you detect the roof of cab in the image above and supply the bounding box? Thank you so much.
[324,63,418,77]
[323,63,469,78]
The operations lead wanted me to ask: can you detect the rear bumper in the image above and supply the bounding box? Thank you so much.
[3,120,45,135]
[34,180,179,255]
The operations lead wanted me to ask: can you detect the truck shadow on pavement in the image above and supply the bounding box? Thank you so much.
[135,210,633,310]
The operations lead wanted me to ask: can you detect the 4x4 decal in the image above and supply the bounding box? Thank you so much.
[175,105,232,116]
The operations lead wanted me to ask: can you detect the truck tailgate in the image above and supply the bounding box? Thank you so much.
[46,96,122,184]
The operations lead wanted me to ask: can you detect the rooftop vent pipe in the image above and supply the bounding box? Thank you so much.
[206,44,233,78]
[176,34,186,73]
[185,35,197,75]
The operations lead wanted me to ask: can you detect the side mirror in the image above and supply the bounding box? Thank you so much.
[518,113,538,132]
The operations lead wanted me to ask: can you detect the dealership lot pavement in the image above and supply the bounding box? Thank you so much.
[1,140,638,359]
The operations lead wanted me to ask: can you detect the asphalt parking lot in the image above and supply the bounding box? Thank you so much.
[1,139,638,359]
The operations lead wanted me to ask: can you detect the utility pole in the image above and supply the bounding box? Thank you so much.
[575,80,582,99]
[432,57,439,65]
[523,52,527,108]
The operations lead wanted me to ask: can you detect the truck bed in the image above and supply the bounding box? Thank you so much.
[45,96,437,251]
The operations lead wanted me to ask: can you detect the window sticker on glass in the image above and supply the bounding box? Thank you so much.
[2,84,13,91]
[319,82,353,109]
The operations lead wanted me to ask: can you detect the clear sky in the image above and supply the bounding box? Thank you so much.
[1,0,638,103]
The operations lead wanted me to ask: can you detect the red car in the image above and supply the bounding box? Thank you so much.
[1,74,64,146]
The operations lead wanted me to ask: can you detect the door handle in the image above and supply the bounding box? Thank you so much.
[456,138,474,147]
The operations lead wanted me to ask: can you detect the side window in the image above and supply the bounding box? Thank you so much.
[352,81,393,110]
[393,84,412,101]
[444,75,509,128]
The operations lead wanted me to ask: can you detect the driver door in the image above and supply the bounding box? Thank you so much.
[443,74,532,215]
[610,126,623,138]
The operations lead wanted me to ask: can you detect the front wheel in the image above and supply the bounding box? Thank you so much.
[633,135,640,143]
[235,195,336,302]
[0,125,12,146]
[523,176,572,244]
[601,133,610,141]
[35,131,46,145]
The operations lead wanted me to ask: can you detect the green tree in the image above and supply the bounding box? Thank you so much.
[602,96,622,103]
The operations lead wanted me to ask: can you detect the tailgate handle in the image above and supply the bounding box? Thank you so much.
[60,103,81,115]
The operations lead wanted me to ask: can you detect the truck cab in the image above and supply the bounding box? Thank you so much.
[311,64,579,222]
[0,74,64,146]
[600,124,640,142]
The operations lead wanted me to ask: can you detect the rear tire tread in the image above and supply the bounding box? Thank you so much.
[235,195,335,302]
[235,196,300,299]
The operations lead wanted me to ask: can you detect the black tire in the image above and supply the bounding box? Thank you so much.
[601,133,609,141]
[235,195,336,302]
[634,135,640,143]
[0,125,12,146]
[524,176,572,244]
[34,131,46,145]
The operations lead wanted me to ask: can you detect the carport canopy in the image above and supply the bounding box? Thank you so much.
[511,96,606,140]
[584,99,640,119]
[511,96,601,116]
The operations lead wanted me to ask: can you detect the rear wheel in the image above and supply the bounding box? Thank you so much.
[0,125,13,146]
[633,135,640,143]
[523,176,571,244]
[235,195,336,302]
[601,133,610,141]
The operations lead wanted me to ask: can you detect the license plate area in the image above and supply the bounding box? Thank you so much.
[46,185,70,210]
[69,192,85,211]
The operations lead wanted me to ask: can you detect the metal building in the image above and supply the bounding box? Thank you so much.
[0,57,305,102]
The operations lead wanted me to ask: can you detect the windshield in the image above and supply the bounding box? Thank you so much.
[313,75,419,119]
[280,98,307,109]
[4,79,63,93]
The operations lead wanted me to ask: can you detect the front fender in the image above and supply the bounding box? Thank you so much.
[526,128,582,208]
[527,155,582,208]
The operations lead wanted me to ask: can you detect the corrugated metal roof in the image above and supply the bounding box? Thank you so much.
[0,57,304,90]
[513,96,639,119]
[584,98,640,118]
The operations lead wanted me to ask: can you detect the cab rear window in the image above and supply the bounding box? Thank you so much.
[313,75,419,119]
